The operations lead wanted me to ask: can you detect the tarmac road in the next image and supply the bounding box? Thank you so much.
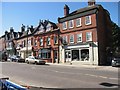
[0,62,119,89]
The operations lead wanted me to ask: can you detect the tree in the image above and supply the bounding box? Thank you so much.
[111,21,120,56]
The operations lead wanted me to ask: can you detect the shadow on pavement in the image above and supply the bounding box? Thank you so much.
[99,82,120,87]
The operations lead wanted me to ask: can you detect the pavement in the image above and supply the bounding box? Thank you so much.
[46,62,119,72]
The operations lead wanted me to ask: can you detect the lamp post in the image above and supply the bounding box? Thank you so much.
[26,26,29,58]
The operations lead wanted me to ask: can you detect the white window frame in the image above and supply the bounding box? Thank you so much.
[40,38,43,46]
[76,18,82,27]
[54,36,58,44]
[69,35,74,43]
[85,16,91,25]
[69,20,74,29]
[47,37,51,45]
[28,39,31,47]
[86,32,92,41]
[35,39,37,46]
[77,33,82,42]
[62,22,67,30]
[63,36,67,44]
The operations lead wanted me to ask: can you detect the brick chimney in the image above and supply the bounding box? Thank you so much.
[21,24,25,32]
[64,4,70,16]
[88,0,96,6]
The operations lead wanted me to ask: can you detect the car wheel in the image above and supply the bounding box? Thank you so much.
[35,61,37,65]
[26,60,29,64]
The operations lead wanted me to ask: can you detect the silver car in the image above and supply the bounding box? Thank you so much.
[25,56,46,65]
[112,57,120,67]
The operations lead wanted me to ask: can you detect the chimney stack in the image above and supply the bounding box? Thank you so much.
[88,0,96,6]
[64,4,70,16]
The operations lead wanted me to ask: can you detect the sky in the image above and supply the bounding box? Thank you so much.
[0,1,119,36]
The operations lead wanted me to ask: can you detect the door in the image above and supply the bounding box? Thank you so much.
[65,50,71,62]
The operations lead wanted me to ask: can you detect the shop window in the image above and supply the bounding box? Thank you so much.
[38,49,51,59]
[72,50,79,61]
[81,49,89,61]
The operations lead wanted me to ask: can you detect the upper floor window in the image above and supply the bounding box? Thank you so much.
[76,18,81,27]
[34,39,37,46]
[28,39,31,47]
[85,16,91,25]
[47,37,50,45]
[69,35,74,43]
[62,36,67,44]
[22,40,26,47]
[40,38,43,46]
[62,22,67,30]
[69,20,74,28]
[54,36,58,44]
[86,32,92,41]
[77,33,82,42]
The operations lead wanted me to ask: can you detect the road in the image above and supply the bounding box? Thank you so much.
[0,62,119,88]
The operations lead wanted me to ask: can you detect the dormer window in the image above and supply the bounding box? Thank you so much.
[76,18,81,27]
[62,22,67,30]
[85,16,91,25]
[69,20,74,28]
[39,25,44,33]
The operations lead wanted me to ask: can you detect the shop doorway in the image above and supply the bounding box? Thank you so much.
[65,50,71,62]
[53,50,58,63]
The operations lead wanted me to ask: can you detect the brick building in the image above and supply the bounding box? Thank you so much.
[33,20,59,63]
[4,27,18,57]
[15,25,34,59]
[58,1,112,65]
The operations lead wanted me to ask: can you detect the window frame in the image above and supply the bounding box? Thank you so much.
[86,32,92,41]
[47,37,51,45]
[54,36,58,44]
[69,20,74,29]
[85,16,91,25]
[40,38,43,46]
[77,33,82,42]
[62,36,68,44]
[69,35,74,43]
[76,18,82,27]
[62,22,67,30]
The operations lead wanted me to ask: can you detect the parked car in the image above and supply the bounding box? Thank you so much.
[25,56,46,65]
[112,57,120,67]
[10,55,25,62]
